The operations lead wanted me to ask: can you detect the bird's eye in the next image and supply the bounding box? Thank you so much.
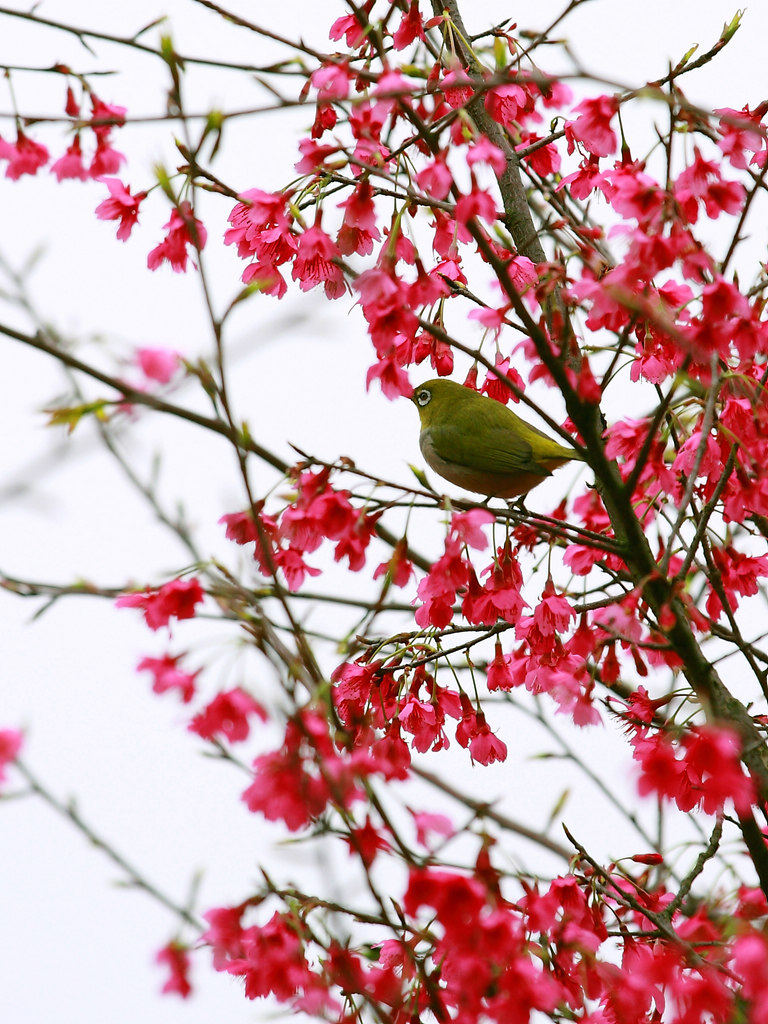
[416,389,431,407]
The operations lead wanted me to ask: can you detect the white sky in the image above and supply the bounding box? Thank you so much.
[2,2,767,1021]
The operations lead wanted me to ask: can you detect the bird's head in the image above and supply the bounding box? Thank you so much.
[410,378,465,428]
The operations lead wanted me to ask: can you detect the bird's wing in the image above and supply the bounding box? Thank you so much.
[428,421,549,477]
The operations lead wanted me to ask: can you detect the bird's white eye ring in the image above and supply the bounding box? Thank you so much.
[416,389,431,407]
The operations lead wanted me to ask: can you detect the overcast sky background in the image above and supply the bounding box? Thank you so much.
[2,2,768,1022]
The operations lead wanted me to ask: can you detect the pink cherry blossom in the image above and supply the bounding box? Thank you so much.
[147,202,207,272]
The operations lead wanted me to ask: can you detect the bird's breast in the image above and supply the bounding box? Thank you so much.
[419,428,551,498]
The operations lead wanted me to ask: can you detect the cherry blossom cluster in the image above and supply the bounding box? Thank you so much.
[0,87,125,181]
[220,467,384,589]
[196,859,768,1023]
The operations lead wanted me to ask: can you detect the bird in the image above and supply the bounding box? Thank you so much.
[410,377,585,499]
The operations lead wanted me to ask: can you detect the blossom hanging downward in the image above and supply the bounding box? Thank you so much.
[116,577,205,631]
[147,201,207,272]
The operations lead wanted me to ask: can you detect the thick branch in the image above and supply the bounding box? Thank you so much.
[430,0,545,263]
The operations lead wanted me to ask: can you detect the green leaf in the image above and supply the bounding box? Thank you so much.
[408,463,434,491]
[545,788,571,831]
[45,400,110,434]
[721,10,743,43]
[676,43,699,69]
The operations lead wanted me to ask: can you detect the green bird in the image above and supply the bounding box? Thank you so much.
[411,378,585,499]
